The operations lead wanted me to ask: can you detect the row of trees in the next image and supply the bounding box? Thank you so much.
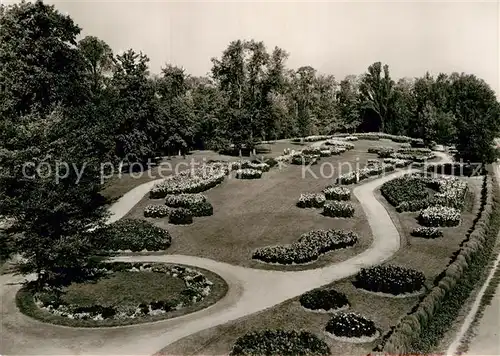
[0,1,499,286]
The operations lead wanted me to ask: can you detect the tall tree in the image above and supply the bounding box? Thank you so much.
[336,75,361,133]
[78,35,114,94]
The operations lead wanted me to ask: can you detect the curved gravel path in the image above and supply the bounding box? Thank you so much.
[1,150,451,356]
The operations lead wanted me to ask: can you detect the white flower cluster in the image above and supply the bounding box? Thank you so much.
[322,185,351,201]
[323,201,355,218]
[303,135,332,142]
[345,135,358,141]
[252,229,358,265]
[239,161,270,172]
[235,168,262,179]
[297,193,326,208]
[164,193,206,207]
[419,205,461,227]
[325,312,377,338]
[143,204,170,218]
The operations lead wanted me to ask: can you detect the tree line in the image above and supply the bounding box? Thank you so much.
[0,1,499,285]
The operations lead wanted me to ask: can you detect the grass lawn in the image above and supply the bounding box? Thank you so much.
[158,174,483,356]
[124,140,406,270]
[17,264,228,327]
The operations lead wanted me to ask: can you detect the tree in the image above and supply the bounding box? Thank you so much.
[78,35,114,94]
[293,66,317,136]
[359,62,394,132]
[337,75,361,133]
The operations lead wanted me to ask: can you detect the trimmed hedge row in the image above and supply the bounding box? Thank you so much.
[230,329,330,356]
[376,172,496,354]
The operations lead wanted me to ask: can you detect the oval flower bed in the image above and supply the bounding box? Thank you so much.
[325,312,378,343]
[168,207,193,225]
[291,154,319,165]
[236,168,262,179]
[252,229,358,265]
[418,205,461,227]
[352,265,426,296]
[322,185,350,201]
[164,193,213,217]
[323,201,354,218]
[230,329,330,356]
[299,288,350,313]
[17,262,227,327]
[411,227,443,239]
[296,193,326,208]
[144,204,170,218]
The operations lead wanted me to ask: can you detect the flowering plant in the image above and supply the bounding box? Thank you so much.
[418,205,461,227]
[322,185,350,201]
[323,201,355,218]
[297,193,326,208]
[325,312,377,338]
[353,265,425,295]
[235,168,262,179]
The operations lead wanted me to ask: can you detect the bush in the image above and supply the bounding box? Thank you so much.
[236,169,262,179]
[252,229,358,265]
[299,288,349,311]
[411,227,443,239]
[353,265,426,295]
[230,329,330,356]
[323,201,354,218]
[418,205,461,227]
[101,219,172,252]
[297,193,326,208]
[322,185,350,201]
[164,194,213,217]
[168,208,193,225]
[325,312,377,338]
[144,204,170,218]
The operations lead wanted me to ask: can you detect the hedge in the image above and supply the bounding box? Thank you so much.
[375,171,498,354]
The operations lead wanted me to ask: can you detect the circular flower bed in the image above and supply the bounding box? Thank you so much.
[297,193,326,208]
[236,168,262,179]
[252,229,358,265]
[168,208,193,225]
[101,219,171,252]
[19,262,226,327]
[230,329,330,356]
[325,312,377,342]
[418,205,461,227]
[352,265,425,295]
[144,204,170,218]
[411,227,443,239]
[323,201,354,218]
[299,288,349,312]
[322,186,350,201]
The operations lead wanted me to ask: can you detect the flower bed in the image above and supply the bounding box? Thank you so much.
[291,154,319,165]
[164,193,213,217]
[411,227,443,239]
[353,265,425,295]
[382,158,412,168]
[297,193,326,208]
[322,185,351,201]
[368,146,394,155]
[144,204,170,218]
[299,288,350,312]
[302,146,322,155]
[101,219,171,252]
[302,135,332,142]
[381,176,431,208]
[230,329,330,356]
[252,229,358,265]
[241,161,270,172]
[325,312,377,340]
[336,163,396,185]
[236,169,262,179]
[323,201,355,218]
[168,208,193,225]
[320,149,332,157]
[31,263,214,323]
[324,140,355,150]
[150,164,228,198]
[345,135,358,141]
[418,205,461,227]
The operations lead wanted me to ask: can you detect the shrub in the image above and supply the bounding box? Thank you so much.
[323,201,354,218]
[101,219,172,252]
[236,169,262,179]
[353,265,426,295]
[325,312,377,338]
[230,329,330,356]
[168,208,193,225]
[411,227,443,239]
[418,206,461,227]
[300,288,349,311]
[164,194,213,217]
[297,193,326,208]
[322,185,350,201]
[144,204,170,218]
[252,229,358,265]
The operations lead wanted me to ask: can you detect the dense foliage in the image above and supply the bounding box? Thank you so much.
[381,176,431,208]
[252,229,358,264]
[144,205,170,218]
[299,288,349,311]
[101,219,172,252]
[230,329,330,356]
[353,265,426,295]
[323,201,355,218]
[168,208,194,225]
[418,205,461,227]
[325,312,377,339]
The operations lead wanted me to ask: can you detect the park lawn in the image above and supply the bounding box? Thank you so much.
[124,140,406,270]
[158,172,483,356]
[61,271,186,308]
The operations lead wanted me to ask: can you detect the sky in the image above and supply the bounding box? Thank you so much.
[5,1,500,96]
